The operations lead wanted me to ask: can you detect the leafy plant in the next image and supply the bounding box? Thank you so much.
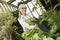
[21,0,60,40]
[0,11,16,40]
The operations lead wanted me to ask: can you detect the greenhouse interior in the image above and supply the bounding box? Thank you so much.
[0,0,60,40]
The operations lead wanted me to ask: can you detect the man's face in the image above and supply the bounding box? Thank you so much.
[18,4,27,15]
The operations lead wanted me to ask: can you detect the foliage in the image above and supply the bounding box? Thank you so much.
[21,0,60,40]
[0,0,60,40]
[21,26,43,40]
[25,17,35,25]
[40,10,60,39]
[0,11,16,40]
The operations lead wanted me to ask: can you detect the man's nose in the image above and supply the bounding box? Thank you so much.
[23,8,26,11]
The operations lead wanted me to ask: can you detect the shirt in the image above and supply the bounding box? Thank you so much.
[18,15,35,29]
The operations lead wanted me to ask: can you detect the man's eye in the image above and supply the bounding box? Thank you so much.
[22,8,26,9]
[22,8,24,9]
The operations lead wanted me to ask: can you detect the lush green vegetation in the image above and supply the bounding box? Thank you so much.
[0,0,60,40]
[0,11,16,40]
